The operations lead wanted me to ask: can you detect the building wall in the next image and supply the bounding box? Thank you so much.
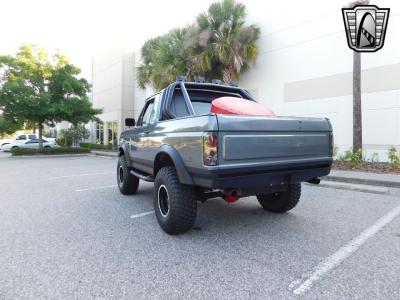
[91,43,136,145]
[91,0,399,160]
[239,0,400,161]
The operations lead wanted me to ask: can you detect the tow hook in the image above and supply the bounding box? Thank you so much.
[224,195,240,203]
[223,190,240,203]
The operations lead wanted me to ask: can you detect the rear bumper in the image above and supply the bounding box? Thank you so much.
[188,157,332,189]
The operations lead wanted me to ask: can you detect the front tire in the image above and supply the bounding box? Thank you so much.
[117,156,139,195]
[257,183,301,213]
[154,166,197,235]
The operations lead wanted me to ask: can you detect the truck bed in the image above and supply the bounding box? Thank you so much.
[187,113,333,189]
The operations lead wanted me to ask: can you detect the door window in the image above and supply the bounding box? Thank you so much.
[26,139,38,144]
[16,135,26,140]
[138,101,155,127]
[28,135,36,139]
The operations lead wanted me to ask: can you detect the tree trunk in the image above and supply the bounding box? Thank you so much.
[38,123,43,149]
[353,51,362,154]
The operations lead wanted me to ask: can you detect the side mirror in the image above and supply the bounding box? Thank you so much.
[125,118,135,127]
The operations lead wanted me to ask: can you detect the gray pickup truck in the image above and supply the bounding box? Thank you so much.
[118,79,333,234]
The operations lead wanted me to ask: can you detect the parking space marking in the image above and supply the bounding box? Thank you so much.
[130,211,154,219]
[292,203,400,295]
[49,172,114,179]
[75,185,117,192]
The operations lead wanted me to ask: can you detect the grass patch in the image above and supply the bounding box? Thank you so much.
[333,161,400,174]
[11,147,90,156]
[79,143,113,150]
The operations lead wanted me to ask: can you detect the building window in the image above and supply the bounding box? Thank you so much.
[107,121,118,149]
[96,123,104,144]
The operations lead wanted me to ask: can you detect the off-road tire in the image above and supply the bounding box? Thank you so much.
[117,156,139,195]
[257,183,301,213]
[154,166,197,235]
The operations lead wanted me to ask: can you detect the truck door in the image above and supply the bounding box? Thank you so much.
[130,99,156,174]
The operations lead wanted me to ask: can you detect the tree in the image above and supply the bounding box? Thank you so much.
[0,115,22,137]
[188,0,260,83]
[137,0,260,90]
[137,28,190,90]
[0,44,102,148]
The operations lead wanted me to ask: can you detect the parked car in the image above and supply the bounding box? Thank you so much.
[118,79,333,234]
[14,133,56,143]
[0,138,15,148]
[1,133,56,150]
[2,139,59,152]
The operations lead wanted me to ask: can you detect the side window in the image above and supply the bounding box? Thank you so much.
[17,135,26,140]
[138,101,155,127]
[28,135,36,139]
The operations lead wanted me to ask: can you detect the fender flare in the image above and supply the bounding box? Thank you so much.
[118,142,132,167]
[154,145,193,185]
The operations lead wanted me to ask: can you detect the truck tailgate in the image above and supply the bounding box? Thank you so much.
[216,114,332,163]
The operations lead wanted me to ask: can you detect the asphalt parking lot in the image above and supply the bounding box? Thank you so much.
[1,152,400,299]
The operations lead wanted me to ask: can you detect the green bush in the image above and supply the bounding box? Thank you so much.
[11,147,90,156]
[333,145,339,157]
[338,148,364,166]
[79,143,112,150]
[388,146,400,168]
[57,126,90,147]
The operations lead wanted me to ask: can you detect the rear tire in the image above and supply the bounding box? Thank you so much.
[154,166,197,235]
[257,183,301,213]
[117,156,139,195]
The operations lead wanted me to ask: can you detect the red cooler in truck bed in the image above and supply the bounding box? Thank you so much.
[211,97,275,116]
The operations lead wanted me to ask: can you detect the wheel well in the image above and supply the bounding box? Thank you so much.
[154,152,175,177]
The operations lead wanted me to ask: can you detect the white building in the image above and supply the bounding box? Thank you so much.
[90,0,399,160]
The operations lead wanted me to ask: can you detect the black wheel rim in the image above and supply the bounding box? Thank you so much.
[118,165,124,185]
[158,185,170,217]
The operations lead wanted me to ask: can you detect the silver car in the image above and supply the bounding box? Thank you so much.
[2,139,59,152]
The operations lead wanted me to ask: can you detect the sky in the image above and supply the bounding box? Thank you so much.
[2,0,396,80]
[1,0,217,79]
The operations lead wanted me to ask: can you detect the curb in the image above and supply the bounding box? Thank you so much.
[90,151,118,158]
[316,181,390,195]
[9,153,90,158]
[324,175,400,189]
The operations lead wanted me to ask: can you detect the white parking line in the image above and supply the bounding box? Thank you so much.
[75,185,117,192]
[130,211,154,219]
[50,172,113,179]
[292,203,400,295]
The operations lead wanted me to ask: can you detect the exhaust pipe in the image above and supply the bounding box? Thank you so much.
[307,178,321,184]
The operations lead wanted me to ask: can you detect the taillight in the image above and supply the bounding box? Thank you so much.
[203,132,218,166]
[330,132,334,156]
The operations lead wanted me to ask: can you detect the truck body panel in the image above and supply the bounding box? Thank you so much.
[119,82,332,191]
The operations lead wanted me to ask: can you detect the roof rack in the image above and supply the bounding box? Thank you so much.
[228,81,238,87]
[176,75,187,82]
[194,76,205,83]
[212,79,222,85]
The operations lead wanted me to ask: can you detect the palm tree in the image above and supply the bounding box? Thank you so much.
[345,0,369,154]
[137,0,260,90]
[187,0,260,83]
[137,28,189,90]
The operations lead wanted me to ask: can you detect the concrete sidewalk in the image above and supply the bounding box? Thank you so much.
[325,170,400,188]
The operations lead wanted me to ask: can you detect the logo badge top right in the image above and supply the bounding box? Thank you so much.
[342,5,390,52]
